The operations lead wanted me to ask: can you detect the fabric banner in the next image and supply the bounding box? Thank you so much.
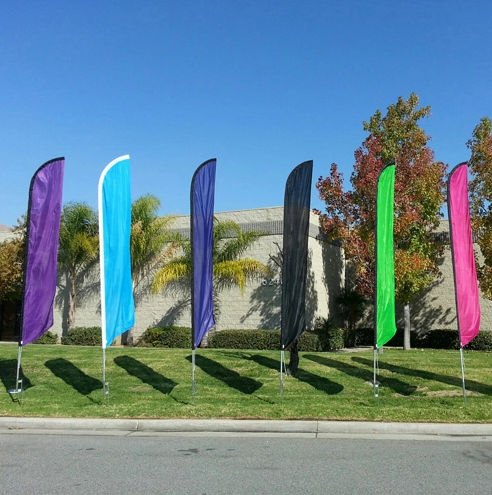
[375,163,397,349]
[99,155,135,348]
[191,159,216,349]
[280,161,313,350]
[447,162,481,347]
[21,158,65,345]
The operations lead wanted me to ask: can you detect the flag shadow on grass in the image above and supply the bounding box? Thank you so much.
[304,354,416,395]
[45,358,102,396]
[0,359,33,395]
[186,354,263,395]
[114,355,178,395]
[249,354,343,395]
[352,356,492,396]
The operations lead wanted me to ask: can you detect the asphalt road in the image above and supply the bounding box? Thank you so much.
[1,432,492,495]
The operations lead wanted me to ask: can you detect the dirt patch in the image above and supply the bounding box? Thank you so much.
[425,389,482,397]
[128,386,152,392]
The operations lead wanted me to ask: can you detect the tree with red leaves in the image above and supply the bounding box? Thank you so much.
[316,94,447,349]
[467,117,492,298]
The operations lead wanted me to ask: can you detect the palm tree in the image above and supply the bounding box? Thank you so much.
[58,202,99,330]
[151,218,272,319]
[125,194,179,345]
[336,289,367,331]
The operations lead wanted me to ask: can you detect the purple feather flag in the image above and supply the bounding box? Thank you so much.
[191,159,216,349]
[447,163,481,347]
[21,158,64,346]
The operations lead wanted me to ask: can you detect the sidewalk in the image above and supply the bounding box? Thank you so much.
[1,416,492,440]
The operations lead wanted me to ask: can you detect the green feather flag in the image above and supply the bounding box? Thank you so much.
[375,164,397,349]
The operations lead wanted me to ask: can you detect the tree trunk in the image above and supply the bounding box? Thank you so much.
[123,328,134,346]
[68,269,76,330]
[403,303,411,350]
[122,287,137,346]
[287,339,299,375]
[121,286,141,347]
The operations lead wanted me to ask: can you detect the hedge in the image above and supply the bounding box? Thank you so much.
[208,329,324,352]
[208,329,280,350]
[417,329,460,350]
[61,327,102,346]
[464,331,492,351]
[209,328,367,352]
[58,324,492,351]
[353,327,492,351]
[136,326,192,348]
[33,331,58,345]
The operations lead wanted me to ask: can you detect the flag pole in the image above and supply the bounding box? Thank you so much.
[99,177,108,404]
[8,158,64,398]
[460,347,467,406]
[102,347,109,403]
[373,163,397,399]
[280,350,284,397]
[192,348,196,396]
[279,161,313,397]
[373,348,379,400]
[98,155,136,404]
[447,163,480,406]
[8,345,23,396]
[190,159,217,398]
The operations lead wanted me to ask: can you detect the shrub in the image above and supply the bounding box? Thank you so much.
[414,329,492,350]
[327,328,345,351]
[343,328,357,348]
[208,329,322,351]
[353,327,464,350]
[465,331,492,351]
[208,330,280,350]
[314,318,350,351]
[297,331,322,352]
[33,331,58,344]
[417,329,460,350]
[386,328,404,347]
[136,326,191,348]
[61,327,102,346]
[354,327,373,346]
[353,327,459,349]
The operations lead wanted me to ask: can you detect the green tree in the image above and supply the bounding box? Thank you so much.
[316,93,446,349]
[125,194,179,345]
[467,116,492,297]
[0,218,26,302]
[58,202,99,330]
[151,218,272,324]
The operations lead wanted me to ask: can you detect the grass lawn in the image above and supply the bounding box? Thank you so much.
[0,344,491,423]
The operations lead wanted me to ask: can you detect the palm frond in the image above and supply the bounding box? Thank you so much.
[215,230,263,263]
[214,259,273,294]
[151,259,191,293]
[150,217,271,302]
[212,218,241,241]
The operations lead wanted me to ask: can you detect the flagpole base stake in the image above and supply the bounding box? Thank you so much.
[373,382,379,402]
[103,381,110,405]
[8,379,24,401]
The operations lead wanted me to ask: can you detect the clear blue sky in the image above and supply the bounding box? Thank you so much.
[0,0,490,227]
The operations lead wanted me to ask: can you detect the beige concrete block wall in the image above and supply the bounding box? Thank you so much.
[52,207,341,341]
[23,210,492,342]
[407,244,492,334]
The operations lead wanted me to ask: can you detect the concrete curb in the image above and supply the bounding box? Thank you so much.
[1,417,492,437]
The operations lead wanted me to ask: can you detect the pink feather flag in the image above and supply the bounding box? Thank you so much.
[447,162,481,347]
